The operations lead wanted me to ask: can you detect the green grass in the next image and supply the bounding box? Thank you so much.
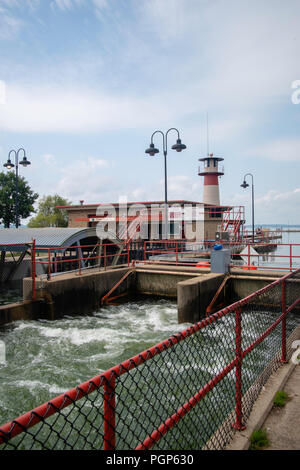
[249,429,269,450]
[273,390,290,408]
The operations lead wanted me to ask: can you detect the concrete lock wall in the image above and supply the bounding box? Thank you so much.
[135,269,196,298]
[0,300,47,327]
[177,273,225,323]
[23,267,135,320]
[21,265,214,324]
[229,270,300,308]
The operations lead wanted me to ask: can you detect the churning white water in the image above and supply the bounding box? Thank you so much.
[0,298,191,425]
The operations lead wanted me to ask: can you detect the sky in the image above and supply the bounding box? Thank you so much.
[0,0,300,225]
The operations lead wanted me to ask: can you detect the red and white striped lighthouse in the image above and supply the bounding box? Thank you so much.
[198,153,224,205]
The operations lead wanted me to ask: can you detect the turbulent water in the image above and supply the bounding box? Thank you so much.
[0,299,191,425]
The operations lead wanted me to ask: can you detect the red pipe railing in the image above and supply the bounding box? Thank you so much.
[33,241,132,282]
[142,240,300,272]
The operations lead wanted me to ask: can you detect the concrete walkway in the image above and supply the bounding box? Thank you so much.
[263,365,300,450]
[226,360,300,450]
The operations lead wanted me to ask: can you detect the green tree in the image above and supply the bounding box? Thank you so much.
[0,171,39,228]
[28,194,71,228]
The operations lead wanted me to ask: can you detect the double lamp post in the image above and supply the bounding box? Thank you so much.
[145,128,187,239]
[3,148,31,228]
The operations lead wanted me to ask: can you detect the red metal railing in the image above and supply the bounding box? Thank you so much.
[33,241,132,281]
[1,268,300,450]
[140,240,300,272]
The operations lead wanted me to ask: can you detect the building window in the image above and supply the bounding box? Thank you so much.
[210,208,222,218]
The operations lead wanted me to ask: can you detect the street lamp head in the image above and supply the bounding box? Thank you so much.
[4,159,15,170]
[241,180,249,189]
[19,156,31,167]
[171,138,187,153]
[145,143,159,157]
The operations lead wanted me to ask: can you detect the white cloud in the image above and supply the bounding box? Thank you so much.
[49,0,107,14]
[0,1,21,7]
[139,0,300,108]
[228,187,300,224]
[42,153,56,164]
[1,1,299,139]
[54,157,111,202]
[92,0,107,10]
[0,6,23,39]
[50,0,84,11]
[255,188,300,224]
[165,175,201,201]
[0,81,257,141]
[256,188,300,205]
[0,83,174,133]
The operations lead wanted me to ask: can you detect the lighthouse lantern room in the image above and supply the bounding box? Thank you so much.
[198,153,224,206]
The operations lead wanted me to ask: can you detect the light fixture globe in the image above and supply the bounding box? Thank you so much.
[19,156,31,167]
[145,143,159,157]
[4,159,14,170]
[241,181,249,189]
[171,138,186,152]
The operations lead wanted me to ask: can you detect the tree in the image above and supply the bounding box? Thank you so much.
[0,171,39,228]
[28,194,72,228]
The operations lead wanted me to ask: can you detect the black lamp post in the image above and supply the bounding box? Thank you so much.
[3,148,31,228]
[241,173,255,243]
[145,128,186,239]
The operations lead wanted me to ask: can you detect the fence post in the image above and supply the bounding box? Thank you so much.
[281,280,287,363]
[104,376,116,450]
[31,239,36,301]
[176,241,178,265]
[233,304,246,431]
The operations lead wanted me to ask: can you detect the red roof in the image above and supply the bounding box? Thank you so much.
[57,200,204,209]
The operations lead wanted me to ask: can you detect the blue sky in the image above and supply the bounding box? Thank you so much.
[0,0,300,225]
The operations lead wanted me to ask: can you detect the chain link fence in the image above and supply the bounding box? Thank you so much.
[1,270,300,450]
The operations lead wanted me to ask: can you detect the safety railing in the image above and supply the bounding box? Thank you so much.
[229,242,300,272]
[141,240,300,272]
[1,268,300,450]
[32,241,138,281]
